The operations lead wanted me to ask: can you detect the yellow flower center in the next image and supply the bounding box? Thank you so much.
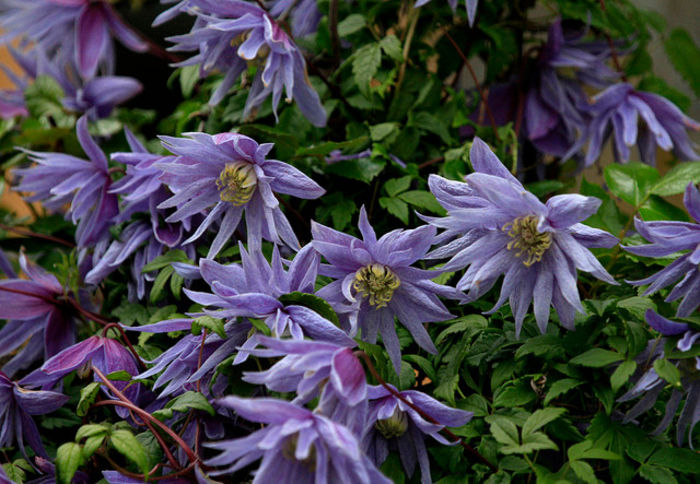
[502,215,552,267]
[216,161,257,205]
[282,434,316,471]
[353,264,400,308]
[374,408,409,439]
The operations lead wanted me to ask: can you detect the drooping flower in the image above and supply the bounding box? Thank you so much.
[618,309,699,448]
[312,206,454,373]
[157,132,325,257]
[0,371,68,460]
[425,138,618,336]
[573,83,700,166]
[0,253,80,376]
[166,0,327,125]
[624,183,700,317]
[0,0,148,79]
[241,336,366,434]
[14,115,118,248]
[204,396,391,483]
[269,0,322,38]
[414,0,480,27]
[184,244,351,344]
[362,384,472,484]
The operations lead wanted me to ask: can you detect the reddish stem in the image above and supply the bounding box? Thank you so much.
[0,285,61,306]
[355,351,497,472]
[598,0,627,82]
[443,31,501,143]
[101,322,147,370]
[0,223,75,247]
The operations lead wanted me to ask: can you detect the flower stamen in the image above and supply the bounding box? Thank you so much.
[353,264,400,308]
[374,408,409,439]
[502,215,552,267]
[216,161,257,205]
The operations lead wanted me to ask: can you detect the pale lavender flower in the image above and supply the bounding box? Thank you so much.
[158,131,325,257]
[268,0,322,38]
[185,244,351,344]
[624,183,700,317]
[166,0,327,125]
[618,309,699,448]
[0,0,147,79]
[312,206,454,373]
[574,83,700,166]
[414,0,479,27]
[0,371,68,460]
[0,253,80,376]
[205,396,391,483]
[363,384,472,484]
[425,138,617,336]
[14,115,118,248]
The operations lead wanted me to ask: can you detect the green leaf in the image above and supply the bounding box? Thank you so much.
[492,380,536,408]
[82,434,106,459]
[110,429,150,476]
[379,196,409,224]
[488,417,519,447]
[409,112,452,145]
[76,423,109,441]
[154,391,216,420]
[56,443,84,484]
[544,379,583,405]
[521,408,566,438]
[604,163,660,207]
[639,464,678,484]
[570,460,597,484]
[570,348,624,367]
[352,43,381,97]
[568,440,621,461]
[651,162,700,196]
[663,28,700,97]
[647,447,700,473]
[370,122,399,142]
[384,176,412,197]
[278,292,340,326]
[610,360,637,392]
[337,14,366,37]
[150,265,174,304]
[640,195,690,222]
[379,453,405,484]
[653,359,681,386]
[325,157,386,183]
[141,249,191,273]
[526,180,565,199]
[192,315,226,339]
[106,370,132,381]
[618,296,656,321]
[77,382,101,417]
[111,302,149,326]
[379,35,403,61]
[295,136,369,157]
[24,75,65,119]
[398,190,446,215]
[505,432,558,455]
[179,65,199,98]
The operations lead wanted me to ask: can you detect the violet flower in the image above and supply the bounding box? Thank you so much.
[363,384,472,484]
[241,336,366,434]
[14,115,118,248]
[0,371,68,460]
[425,138,617,336]
[312,206,454,373]
[185,244,351,344]
[0,253,79,376]
[618,309,699,447]
[0,0,148,79]
[204,396,391,483]
[624,183,700,317]
[166,0,327,125]
[157,131,324,257]
[268,0,322,38]
[574,83,700,166]
[414,0,479,27]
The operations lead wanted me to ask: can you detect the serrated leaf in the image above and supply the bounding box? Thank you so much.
[568,440,621,461]
[639,464,677,484]
[370,122,399,142]
[504,432,558,455]
[488,417,519,447]
[56,443,83,484]
[278,292,340,326]
[110,429,150,476]
[379,196,409,224]
[77,382,102,417]
[647,447,700,473]
[570,348,624,367]
[192,315,226,339]
[325,157,386,183]
[352,43,381,97]
[610,360,637,392]
[604,163,660,207]
[570,460,597,484]
[522,408,566,438]
[617,297,656,321]
[492,381,537,408]
[337,14,366,37]
[384,176,412,197]
[652,359,681,386]
[380,35,403,61]
[398,190,446,215]
[664,28,700,97]
[651,162,700,196]
[295,136,369,157]
[544,379,583,405]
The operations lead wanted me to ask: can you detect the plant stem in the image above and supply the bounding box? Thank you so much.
[329,0,341,65]
[0,223,74,247]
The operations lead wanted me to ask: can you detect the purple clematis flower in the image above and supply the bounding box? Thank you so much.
[0,371,68,460]
[618,309,699,448]
[166,0,326,125]
[157,131,325,257]
[0,0,148,79]
[425,138,618,336]
[363,384,472,484]
[184,243,351,344]
[312,206,454,373]
[14,115,118,248]
[204,396,391,483]
[573,83,700,166]
[268,0,322,38]
[414,0,479,27]
[0,253,79,376]
[624,183,700,317]
[241,336,366,434]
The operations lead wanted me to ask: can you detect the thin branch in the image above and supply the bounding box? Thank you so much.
[395,8,420,93]
[418,156,444,170]
[355,351,497,472]
[0,223,74,247]
[101,322,147,370]
[443,31,501,142]
[329,0,341,65]
[598,0,627,82]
